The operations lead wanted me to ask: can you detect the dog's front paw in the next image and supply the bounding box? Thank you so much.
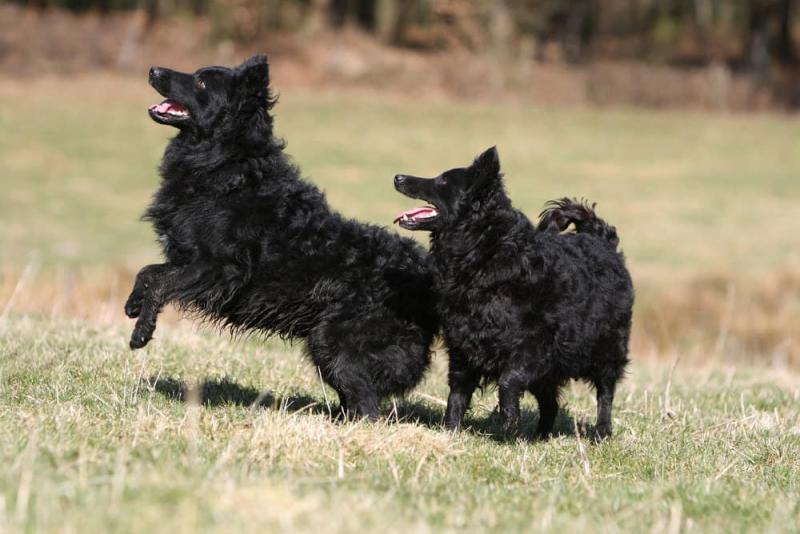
[129,321,155,350]
[124,294,143,318]
[129,333,151,350]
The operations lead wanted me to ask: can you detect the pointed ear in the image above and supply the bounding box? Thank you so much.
[473,146,500,179]
[238,54,270,97]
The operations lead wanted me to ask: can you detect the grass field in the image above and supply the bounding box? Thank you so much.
[2,316,799,532]
[1,75,799,532]
[1,76,799,274]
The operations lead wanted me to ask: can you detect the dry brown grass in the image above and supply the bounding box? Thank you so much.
[633,267,800,368]
[3,264,799,369]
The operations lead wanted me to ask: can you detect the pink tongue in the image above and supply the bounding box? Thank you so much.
[150,101,185,113]
[393,207,436,223]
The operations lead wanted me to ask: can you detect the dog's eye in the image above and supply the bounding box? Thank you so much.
[195,77,206,90]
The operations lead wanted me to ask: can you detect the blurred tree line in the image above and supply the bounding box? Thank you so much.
[14,0,800,67]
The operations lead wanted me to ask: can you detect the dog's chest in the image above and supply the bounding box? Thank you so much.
[147,185,212,261]
[440,288,511,352]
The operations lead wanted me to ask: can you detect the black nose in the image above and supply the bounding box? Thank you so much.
[149,67,162,81]
[394,175,407,187]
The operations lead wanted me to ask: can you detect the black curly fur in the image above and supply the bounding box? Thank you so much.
[124,56,437,419]
[394,147,633,440]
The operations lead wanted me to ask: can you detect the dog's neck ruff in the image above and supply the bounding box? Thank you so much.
[161,132,284,178]
[429,200,531,274]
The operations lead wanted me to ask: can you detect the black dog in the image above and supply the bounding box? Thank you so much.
[124,55,437,419]
[394,147,633,439]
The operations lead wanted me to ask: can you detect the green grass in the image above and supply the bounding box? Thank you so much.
[1,316,799,532]
[1,76,799,277]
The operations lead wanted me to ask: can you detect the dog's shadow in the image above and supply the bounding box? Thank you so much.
[147,375,331,416]
[394,399,583,443]
[148,376,598,442]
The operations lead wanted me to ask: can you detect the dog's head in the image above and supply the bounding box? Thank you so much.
[393,146,502,232]
[148,55,274,137]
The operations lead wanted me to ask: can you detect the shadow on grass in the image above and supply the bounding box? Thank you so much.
[149,376,600,442]
[148,375,332,416]
[394,398,582,443]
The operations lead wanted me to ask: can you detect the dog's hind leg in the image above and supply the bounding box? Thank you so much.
[593,375,617,441]
[327,367,380,421]
[334,389,349,419]
[531,381,559,439]
[331,386,378,422]
[345,390,380,421]
[309,311,431,422]
[591,337,629,441]
[307,340,381,422]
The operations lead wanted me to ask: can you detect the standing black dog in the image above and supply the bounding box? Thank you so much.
[394,147,633,439]
[124,55,437,419]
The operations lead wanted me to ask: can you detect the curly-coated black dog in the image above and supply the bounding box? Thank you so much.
[124,55,437,419]
[394,147,633,439]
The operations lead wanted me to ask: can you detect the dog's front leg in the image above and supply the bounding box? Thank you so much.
[497,369,526,435]
[128,263,207,349]
[444,359,480,430]
[125,263,171,319]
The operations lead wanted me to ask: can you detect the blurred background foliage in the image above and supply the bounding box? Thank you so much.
[7,0,800,108]
[10,0,800,67]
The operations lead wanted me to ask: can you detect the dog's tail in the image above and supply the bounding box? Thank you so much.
[538,197,619,247]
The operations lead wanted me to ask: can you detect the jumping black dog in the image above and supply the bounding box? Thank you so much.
[125,55,437,419]
[394,147,633,439]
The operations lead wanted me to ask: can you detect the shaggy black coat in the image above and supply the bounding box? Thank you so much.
[124,55,437,418]
[394,147,633,439]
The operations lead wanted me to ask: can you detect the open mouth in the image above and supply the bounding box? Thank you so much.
[393,206,439,229]
[148,99,190,122]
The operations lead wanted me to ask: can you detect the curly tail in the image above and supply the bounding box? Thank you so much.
[538,197,619,247]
